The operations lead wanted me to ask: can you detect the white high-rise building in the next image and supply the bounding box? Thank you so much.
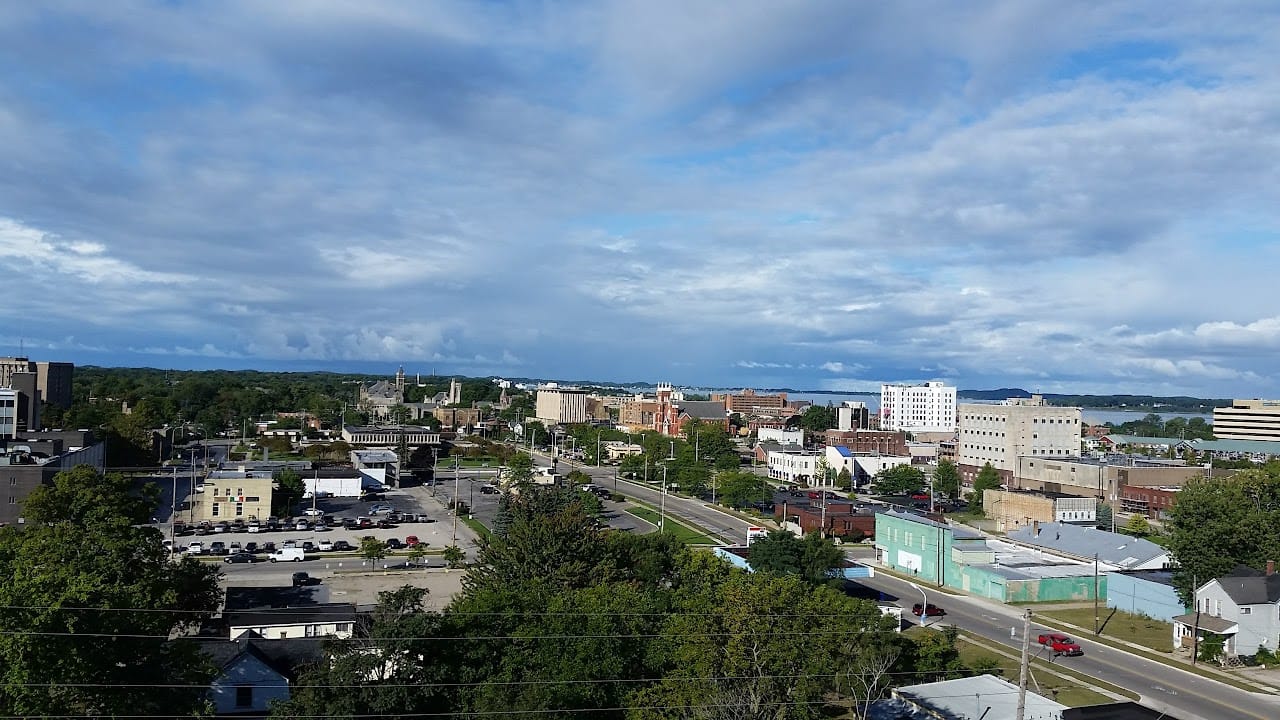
[879,382,956,433]
[535,384,590,425]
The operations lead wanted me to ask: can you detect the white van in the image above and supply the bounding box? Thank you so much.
[270,548,305,563]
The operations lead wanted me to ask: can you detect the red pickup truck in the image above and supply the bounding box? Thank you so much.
[1038,632,1084,656]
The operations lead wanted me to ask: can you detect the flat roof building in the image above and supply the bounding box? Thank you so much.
[958,395,1081,484]
[879,381,956,433]
[1213,399,1280,442]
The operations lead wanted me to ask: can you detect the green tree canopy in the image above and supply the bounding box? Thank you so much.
[748,530,843,584]
[970,463,1002,509]
[0,466,222,717]
[932,459,960,500]
[1166,469,1280,603]
[718,470,771,508]
[873,464,926,496]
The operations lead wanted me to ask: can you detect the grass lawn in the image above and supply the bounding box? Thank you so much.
[955,638,1124,707]
[625,506,718,545]
[1034,607,1173,653]
[460,515,492,543]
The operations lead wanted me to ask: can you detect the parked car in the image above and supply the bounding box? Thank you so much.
[229,542,242,553]
[1038,633,1084,656]
[223,552,256,564]
[209,541,227,555]
[376,519,397,529]
[405,535,421,547]
[302,508,324,517]
[318,540,334,552]
[302,541,315,553]
[912,603,945,617]
[292,571,320,586]
[480,484,499,495]
[185,541,205,555]
[247,521,262,533]
[294,520,310,531]
[244,542,259,553]
[368,504,393,514]
[332,540,354,551]
[909,493,930,501]
[261,542,277,553]
[212,522,229,533]
[385,538,403,550]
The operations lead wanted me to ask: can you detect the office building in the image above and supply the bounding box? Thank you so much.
[535,384,590,425]
[0,357,75,429]
[0,430,104,526]
[710,388,790,415]
[837,401,871,431]
[879,382,956,433]
[957,395,1081,484]
[1214,399,1280,442]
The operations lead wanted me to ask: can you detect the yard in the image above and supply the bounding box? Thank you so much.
[625,506,719,546]
[1033,607,1173,653]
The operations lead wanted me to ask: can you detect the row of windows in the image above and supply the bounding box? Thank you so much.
[210,503,249,517]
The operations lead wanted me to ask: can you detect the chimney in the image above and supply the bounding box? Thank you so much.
[1268,560,1275,576]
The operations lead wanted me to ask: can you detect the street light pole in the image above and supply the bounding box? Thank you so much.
[915,582,929,627]
[451,455,459,546]
[660,464,668,531]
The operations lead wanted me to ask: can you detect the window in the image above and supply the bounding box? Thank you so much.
[211,503,220,517]
[1242,607,1252,615]
[235,503,244,517]
[235,685,253,708]
[7,477,14,486]
[6,497,13,505]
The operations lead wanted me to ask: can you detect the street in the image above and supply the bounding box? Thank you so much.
[850,560,1280,720]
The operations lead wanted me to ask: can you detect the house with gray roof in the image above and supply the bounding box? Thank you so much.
[197,636,324,716]
[1174,564,1280,660]
[872,674,1066,720]
[1005,521,1170,571]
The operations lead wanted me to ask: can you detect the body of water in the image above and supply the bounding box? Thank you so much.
[730,391,1214,427]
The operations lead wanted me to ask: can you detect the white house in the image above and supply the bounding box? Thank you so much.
[200,637,323,716]
[226,604,357,641]
[1174,565,1280,659]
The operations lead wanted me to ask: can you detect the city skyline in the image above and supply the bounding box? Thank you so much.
[2,3,1279,397]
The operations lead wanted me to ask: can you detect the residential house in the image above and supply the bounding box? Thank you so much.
[198,635,323,717]
[226,603,358,641]
[1174,564,1280,659]
[1005,522,1170,571]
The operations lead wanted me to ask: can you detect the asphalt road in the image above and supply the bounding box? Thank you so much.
[534,454,756,545]
[850,561,1280,720]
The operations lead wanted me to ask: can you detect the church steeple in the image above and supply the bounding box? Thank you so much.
[395,366,406,392]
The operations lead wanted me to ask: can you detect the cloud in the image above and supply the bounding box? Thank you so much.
[0,3,1279,396]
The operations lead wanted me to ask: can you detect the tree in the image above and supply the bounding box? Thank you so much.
[970,463,1002,510]
[835,467,853,491]
[273,467,305,516]
[442,545,466,569]
[748,530,843,584]
[718,470,771,508]
[1165,469,1280,604]
[873,464,926,496]
[932,459,960,500]
[0,466,222,717]
[504,451,535,486]
[360,537,388,563]
[407,542,428,567]
[620,452,646,479]
[792,405,837,434]
[1123,513,1152,538]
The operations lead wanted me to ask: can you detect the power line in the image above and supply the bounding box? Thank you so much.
[0,626,892,641]
[0,604,904,620]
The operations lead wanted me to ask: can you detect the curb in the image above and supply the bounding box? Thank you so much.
[955,630,1136,702]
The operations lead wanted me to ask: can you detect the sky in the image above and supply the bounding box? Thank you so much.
[1,2,1279,397]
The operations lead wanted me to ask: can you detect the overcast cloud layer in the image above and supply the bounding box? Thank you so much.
[2,1,1279,396]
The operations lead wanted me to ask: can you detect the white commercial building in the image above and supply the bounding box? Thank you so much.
[535,384,590,425]
[957,395,1081,484]
[766,449,828,486]
[757,427,804,445]
[1214,399,1280,442]
[0,388,15,439]
[879,382,956,433]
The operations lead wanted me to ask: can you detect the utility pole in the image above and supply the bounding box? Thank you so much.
[451,455,459,546]
[1192,573,1201,665]
[819,493,827,539]
[1016,608,1032,720]
[1093,554,1100,635]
